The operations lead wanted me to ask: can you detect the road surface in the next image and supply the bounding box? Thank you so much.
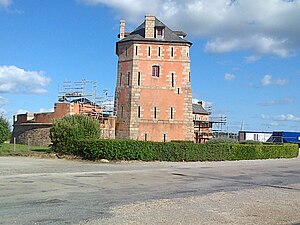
[0,156,300,225]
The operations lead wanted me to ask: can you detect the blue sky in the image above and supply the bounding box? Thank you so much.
[1,0,299,132]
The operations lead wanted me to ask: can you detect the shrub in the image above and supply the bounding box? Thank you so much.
[73,139,298,161]
[206,137,238,144]
[50,115,100,154]
[239,140,262,144]
[0,116,11,144]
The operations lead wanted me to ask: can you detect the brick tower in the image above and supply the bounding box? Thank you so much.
[114,15,194,142]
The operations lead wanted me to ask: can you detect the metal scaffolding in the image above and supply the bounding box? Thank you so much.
[57,79,114,117]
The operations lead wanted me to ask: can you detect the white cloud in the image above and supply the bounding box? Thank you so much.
[269,121,279,126]
[260,98,293,107]
[245,55,261,63]
[275,78,289,86]
[224,73,236,81]
[0,96,8,115]
[261,75,272,86]
[39,107,54,113]
[0,0,12,8]
[79,0,300,57]
[261,114,270,120]
[16,109,29,114]
[0,65,51,94]
[275,114,300,122]
[261,74,288,87]
[0,96,8,105]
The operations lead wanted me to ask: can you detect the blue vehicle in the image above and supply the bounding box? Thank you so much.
[272,132,300,143]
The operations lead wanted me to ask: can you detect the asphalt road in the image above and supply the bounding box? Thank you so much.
[0,156,300,225]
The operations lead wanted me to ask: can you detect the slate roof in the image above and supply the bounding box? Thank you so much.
[118,17,191,45]
[192,103,210,115]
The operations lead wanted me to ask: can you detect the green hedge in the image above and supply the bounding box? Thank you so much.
[71,139,299,161]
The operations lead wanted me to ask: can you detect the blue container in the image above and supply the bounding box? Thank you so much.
[272,132,300,143]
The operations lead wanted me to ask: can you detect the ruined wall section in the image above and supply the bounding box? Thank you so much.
[11,123,52,146]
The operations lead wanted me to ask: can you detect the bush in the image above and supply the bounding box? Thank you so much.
[73,139,299,161]
[239,140,262,144]
[50,115,100,154]
[206,137,238,144]
[0,116,11,144]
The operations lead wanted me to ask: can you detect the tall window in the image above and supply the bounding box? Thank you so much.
[152,65,160,77]
[138,106,141,118]
[127,72,130,85]
[138,72,141,86]
[163,133,167,142]
[148,46,151,56]
[125,47,128,56]
[188,72,191,82]
[144,133,148,141]
[170,107,174,119]
[171,73,174,87]
[135,46,138,55]
[154,107,157,119]
[177,88,180,94]
[121,106,124,118]
[119,73,122,86]
[158,47,161,57]
[171,47,174,57]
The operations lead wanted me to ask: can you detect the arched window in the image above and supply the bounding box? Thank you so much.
[152,65,160,77]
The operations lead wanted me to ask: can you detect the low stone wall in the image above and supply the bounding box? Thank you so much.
[11,123,52,147]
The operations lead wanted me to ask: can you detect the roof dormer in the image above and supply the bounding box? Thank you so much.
[155,26,165,39]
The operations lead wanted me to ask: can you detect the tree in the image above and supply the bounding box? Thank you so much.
[50,114,100,154]
[0,115,11,144]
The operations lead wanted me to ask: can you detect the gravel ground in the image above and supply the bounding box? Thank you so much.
[81,186,300,225]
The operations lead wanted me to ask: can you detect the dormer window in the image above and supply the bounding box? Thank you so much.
[156,27,164,39]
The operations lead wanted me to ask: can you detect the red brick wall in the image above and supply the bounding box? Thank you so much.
[34,112,55,123]
[115,41,193,142]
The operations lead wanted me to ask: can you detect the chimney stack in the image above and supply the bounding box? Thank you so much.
[119,20,126,40]
[144,15,155,39]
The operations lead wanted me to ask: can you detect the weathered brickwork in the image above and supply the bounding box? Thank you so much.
[115,16,194,142]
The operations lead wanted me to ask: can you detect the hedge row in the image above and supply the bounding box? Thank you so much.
[72,139,299,161]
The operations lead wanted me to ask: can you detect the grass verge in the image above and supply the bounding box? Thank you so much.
[0,143,52,156]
